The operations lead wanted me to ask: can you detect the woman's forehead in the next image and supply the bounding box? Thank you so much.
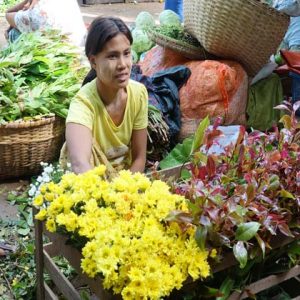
[102,33,131,52]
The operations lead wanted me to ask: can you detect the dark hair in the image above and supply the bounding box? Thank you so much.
[86,16,132,57]
[83,17,132,86]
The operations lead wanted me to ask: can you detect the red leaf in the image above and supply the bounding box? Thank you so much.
[165,210,193,224]
[246,184,255,203]
[205,129,223,150]
[207,207,220,221]
[212,116,223,130]
[278,223,294,237]
[207,155,216,178]
[197,166,207,180]
[267,150,281,164]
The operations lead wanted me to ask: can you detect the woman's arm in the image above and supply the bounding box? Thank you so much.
[66,123,93,174]
[5,0,30,28]
[6,0,29,13]
[130,128,147,173]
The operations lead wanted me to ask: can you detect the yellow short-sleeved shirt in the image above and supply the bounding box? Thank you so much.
[66,79,148,169]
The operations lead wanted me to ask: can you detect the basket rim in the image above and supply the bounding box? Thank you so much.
[248,0,290,19]
[0,114,61,129]
[147,29,213,60]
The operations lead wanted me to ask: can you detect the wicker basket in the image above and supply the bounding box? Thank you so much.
[183,0,290,76]
[147,30,215,60]
[0,116,65,180]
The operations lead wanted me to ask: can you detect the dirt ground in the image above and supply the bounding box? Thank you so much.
[0,2,163,220]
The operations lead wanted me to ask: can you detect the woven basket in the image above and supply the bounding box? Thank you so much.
[0,116,65,180]
[184,0,290,76]
[147,30,215,60]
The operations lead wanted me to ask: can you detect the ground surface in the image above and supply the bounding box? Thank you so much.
[0,1,163,220]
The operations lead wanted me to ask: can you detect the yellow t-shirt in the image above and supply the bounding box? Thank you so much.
[66,79,148,169]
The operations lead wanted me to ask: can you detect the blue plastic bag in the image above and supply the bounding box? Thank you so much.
[164,0,183,21]
[273,0,300,16]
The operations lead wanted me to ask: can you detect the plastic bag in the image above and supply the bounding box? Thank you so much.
[273,0,300,16]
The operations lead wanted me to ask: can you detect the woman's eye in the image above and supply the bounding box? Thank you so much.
[108,54,117,59]
[125,51,131,56]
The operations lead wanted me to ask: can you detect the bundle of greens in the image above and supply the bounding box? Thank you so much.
[153,24,201,47]
[0,30,88,124]
[147,105,170,165]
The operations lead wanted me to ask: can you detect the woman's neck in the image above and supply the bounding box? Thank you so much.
[96,79,124,105]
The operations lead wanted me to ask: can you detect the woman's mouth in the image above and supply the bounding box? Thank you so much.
[116,73,129,82]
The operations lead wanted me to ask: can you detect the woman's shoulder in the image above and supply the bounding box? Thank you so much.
[77,79,97,100]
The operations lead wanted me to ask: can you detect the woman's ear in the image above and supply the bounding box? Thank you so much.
[89,55,96,69]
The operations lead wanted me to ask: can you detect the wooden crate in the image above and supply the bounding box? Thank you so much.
[34,165,300,299]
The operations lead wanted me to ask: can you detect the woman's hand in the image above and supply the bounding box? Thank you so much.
[66,123,93,174]
[23,0,39,10]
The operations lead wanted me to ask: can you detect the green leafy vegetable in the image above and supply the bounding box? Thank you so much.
[135,11,155,30]
[0,30,88,124]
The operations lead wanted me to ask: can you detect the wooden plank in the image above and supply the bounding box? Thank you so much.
[44,225,300,299]
[44,242,60,258]
[43,249,82,300]
[228,265,300,300]
[33,207,45,300]
[45,231,116,299]
[44,282,59,300]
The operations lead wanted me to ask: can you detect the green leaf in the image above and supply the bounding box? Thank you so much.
[80,290,91,300]
[191,116,210,154]
[216,277,235,300]
[159,136,193,169]
[279,189,295,199]
[233,241,248,268]
[180,169,191,180]
[195,226,207,251]
[236,222,260,241]
[288,241,300,256]
[279,115,292,130]
[17,227,31,236]
[255,234,266,258]
[197,285,222,298]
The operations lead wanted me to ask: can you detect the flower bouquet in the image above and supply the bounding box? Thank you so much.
[33,166,212,299]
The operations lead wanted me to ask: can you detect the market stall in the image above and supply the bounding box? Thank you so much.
[1,0,300,299]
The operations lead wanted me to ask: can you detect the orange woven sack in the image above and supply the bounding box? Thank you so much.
[179,60,248,125]
[139,47,248,130]
[140,46,189,76]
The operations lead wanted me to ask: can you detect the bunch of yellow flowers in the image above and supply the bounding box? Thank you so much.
[34,166,211,300]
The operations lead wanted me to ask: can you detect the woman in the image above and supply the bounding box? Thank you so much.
[63,17,148,174]
[5,0,86,46]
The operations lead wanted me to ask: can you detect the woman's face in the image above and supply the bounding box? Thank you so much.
[90,33,132,90]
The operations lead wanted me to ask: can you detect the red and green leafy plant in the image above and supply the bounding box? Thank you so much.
[166,101,300,268]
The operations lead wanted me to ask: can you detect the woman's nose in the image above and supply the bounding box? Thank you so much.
[118,55,127,68]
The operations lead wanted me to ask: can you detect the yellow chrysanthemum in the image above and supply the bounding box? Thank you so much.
[35,209,47,221]
[56,211,78,232]
[33,195,44,207]
[39,165,211,299]
[81,257,97,278]
[210,248,217,258]
[39,184,47,194]
[45,218,56,232]
[44,192,54,202]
